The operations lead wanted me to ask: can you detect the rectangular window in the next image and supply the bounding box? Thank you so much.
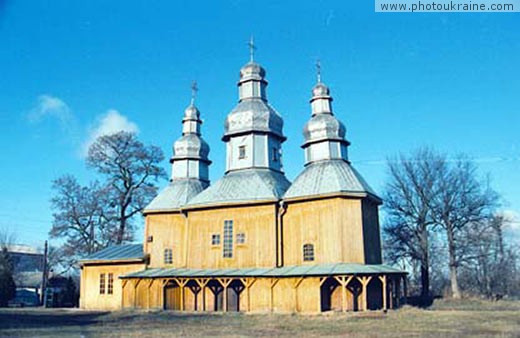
[212,234,221,245]
[147,235,153,243]
[107,273,114,295]
[164,248,173,264]
[303,244,315,262]
[99,273,106,294]
[236,232,246,245]
[238,145,246,159]
[223,220,233,258]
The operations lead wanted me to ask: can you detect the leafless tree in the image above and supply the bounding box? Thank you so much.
[430,157,498,298]
[383,148,446,298]
[49,175,111,260]
[86,131,166,244]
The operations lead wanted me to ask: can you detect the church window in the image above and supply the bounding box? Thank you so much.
[99,273,106,294]
[236,232,246,244]
[147,235,153,243]
[164,248,173,264]
[303,244,315,261]
[107,273,114,294]
[238,145,246,159]
[223,220,234,258]
[212,234,221,245]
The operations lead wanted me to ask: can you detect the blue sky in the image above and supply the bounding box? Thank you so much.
[0,1,519,249]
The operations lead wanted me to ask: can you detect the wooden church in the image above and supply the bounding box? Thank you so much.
[79,51,407,313]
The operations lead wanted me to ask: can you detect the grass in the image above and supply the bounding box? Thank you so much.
[0,299,519,337]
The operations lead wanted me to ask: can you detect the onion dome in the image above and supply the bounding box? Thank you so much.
[223,61,285,141]
[302,82,349,148]
[171,103,210,163]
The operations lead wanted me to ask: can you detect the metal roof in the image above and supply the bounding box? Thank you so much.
[80,244,144,262]
[144,179,209,212]
[283,160,379,200]
[121,263,404,279]
[186,168,291,207]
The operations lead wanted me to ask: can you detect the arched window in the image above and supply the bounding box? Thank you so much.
[303,243,314,261]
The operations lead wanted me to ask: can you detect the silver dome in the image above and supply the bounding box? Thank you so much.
[312,83,330,97]
[183,104,200,121]
[239,61,266,83]
[303,113,346,145]
[223,99,284,140]
[172,133,210,161]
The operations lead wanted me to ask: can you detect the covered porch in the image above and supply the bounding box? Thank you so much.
[120,263,407,313]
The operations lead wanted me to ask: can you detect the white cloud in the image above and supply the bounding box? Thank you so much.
[28,95,74,127]
[82,109,139,156]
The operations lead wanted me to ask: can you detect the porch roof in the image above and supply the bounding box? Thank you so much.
[121,263,405,279]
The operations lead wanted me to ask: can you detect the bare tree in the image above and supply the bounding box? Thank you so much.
[383,148,445,299]
[50,175,111,259]
[431,157,498,298]
[86,131,166,244]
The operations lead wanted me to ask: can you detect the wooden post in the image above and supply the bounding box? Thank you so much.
[403,275,408,304]
[121,280,128,308]
[240,278,256,312]
[174,278,188,311]
[378,275,387,311]
[334,276,353,312]
[269,278,280,312]
[146,279,154,309]
[357,276,372,311]
[133,279,142,308]
[292,277,304,312]
[217,278,232,312]
[195,279,209,311]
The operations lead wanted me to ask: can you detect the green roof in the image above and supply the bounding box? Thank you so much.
[121,263,405,279]
[80,244,144,263]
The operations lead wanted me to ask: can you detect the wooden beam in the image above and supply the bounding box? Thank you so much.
[379,275,387,311]
[356,276,372,311]
[269,278,280,312]
[194,278,209,311]
[216,278,232,312]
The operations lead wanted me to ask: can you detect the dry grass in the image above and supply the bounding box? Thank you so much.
[0,299,519,337]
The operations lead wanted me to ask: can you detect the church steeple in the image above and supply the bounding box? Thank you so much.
[302,64,350,165]
[171,82,211,183]
[222,40,286,173]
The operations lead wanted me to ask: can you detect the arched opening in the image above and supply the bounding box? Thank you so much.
[207,279,223,311]
[227,279,245,312]
[320,277,340,312]
[367,277,383,310]
[163,280,181,310]
[346,278,362,311]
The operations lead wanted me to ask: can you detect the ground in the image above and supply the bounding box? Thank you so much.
[0,299,519,337]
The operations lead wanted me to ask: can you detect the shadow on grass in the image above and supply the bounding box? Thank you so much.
[405,295,435,308]
[0,309,110,330]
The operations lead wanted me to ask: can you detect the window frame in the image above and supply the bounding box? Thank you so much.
[99,273,106,295]
[164,248,173,265]
[238,145,246,159]
[211,233,221,246]
[236,232,246,245]
[107,273,114,295]
[223,220,234,258]
[303,243,315,262]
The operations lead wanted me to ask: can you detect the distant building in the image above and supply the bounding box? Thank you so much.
[80,52,407,313]
[5,244,43,306]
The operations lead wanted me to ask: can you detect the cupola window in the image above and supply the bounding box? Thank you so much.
[238,145,246,159]
[236,232,246,244]
[212,234,221,245]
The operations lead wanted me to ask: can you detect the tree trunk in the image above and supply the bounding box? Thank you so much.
[420,225,430,298]
[446,227,461,299]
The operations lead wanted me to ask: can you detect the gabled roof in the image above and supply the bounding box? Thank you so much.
[283,160,380,201]
[121,263,405,279]
[144,179,209,213]
[79,244,144,263]
[186,168,291,208]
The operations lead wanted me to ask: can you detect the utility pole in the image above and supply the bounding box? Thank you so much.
[40,240,48,306]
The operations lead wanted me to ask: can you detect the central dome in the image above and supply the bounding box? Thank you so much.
[172,134,210,161]
[303,113,346,146]
[239,61,266,82]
